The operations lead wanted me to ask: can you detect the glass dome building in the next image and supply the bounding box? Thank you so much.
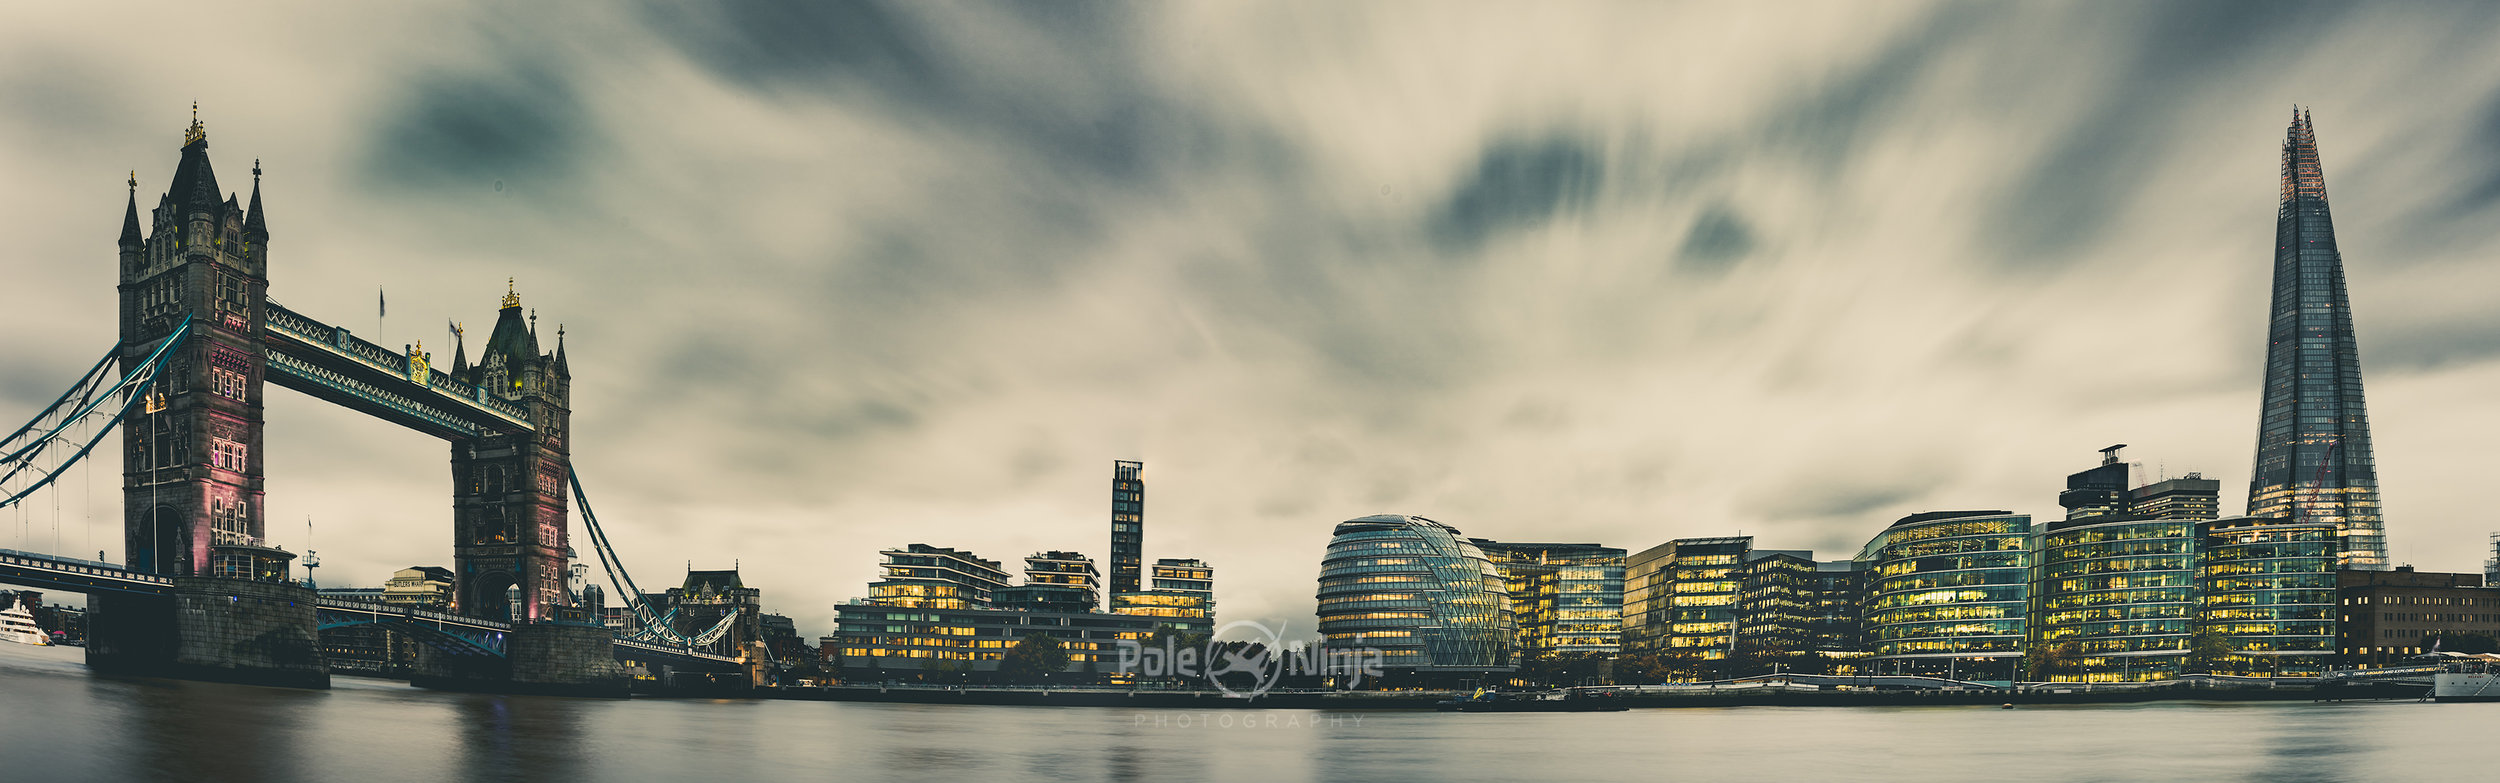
[1317,515,1514,671]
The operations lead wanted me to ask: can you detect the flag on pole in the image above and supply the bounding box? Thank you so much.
[379,286,387,318]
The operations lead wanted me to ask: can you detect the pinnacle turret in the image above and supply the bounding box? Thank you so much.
[119,172,143,249]
[244,159,268,239]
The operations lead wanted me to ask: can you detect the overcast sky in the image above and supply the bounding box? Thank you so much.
[6,2,2500,639]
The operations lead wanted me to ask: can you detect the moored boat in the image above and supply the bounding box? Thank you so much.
[0,593,49,646]
[2430,654,2500,702]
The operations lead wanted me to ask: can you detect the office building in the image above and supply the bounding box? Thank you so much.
[2337,568,2500,667]
[1473,540,1626,658]
[827,603,1160,677]
[995,551,1102,614]
[1858,511,2033,679]
[2028,449,2210,682]
[1624,537,1758,661]
[2246,109,2388,570]
[2031,516,2198,682]
[2133,475,2222,521]
[1316,514,1514,671]
[1110,558,1216,635]
[1805,560,1866,655]
[1734,550,1817,657]
[866,544,1012,610]
[2195,515,2338,675]
[380,566,455,608]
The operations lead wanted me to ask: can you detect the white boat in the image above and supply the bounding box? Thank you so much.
[2428,653,2500,702]
[0,594,48,646]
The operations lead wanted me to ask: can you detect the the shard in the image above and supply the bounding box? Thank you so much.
[2247,108,2386,570]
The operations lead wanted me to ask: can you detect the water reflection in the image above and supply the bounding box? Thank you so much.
[1,643,2491,783]
[452,694,587,783]
[120,678,316,783]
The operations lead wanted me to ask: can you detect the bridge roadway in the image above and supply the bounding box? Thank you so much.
[0,548,736,668]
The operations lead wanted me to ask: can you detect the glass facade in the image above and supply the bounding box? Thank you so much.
[867,545,1011,610]
[1805,560,1866,654]
[1734,552,1815,656]
[995,551,1100,614]
[2196,515,2338,675]
[1317,515,1513,670]
[1858,511,2032,678]
[1660,538,1749,660]
[2031,517,2197,681]
[2247,110,2386,570]
[1472,541,1625,657]
[828,602,1159,674]
[1109,558,1216,635]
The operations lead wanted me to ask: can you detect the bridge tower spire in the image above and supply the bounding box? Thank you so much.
[116,106,274,578]
[447,281,576,622]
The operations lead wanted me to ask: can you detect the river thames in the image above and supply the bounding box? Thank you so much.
[0,643,2485,782]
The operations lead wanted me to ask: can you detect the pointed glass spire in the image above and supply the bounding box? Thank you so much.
[2247,108,2386,570]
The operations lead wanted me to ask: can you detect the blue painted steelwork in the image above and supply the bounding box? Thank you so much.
[316,597,509,657]
[262,301,532,436]
[0,315,193,509]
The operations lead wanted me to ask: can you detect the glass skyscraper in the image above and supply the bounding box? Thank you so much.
[2248,109,2387,570]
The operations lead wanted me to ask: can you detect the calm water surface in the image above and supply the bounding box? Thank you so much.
[0,642,2484,782]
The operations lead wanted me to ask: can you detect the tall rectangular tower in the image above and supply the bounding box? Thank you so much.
[446,290,575,622]
[118,117,272,576]
[2247,109,2387,570]
[1110,460,1144,595]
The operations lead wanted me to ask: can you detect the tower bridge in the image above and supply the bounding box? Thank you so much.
[0,112,746,692]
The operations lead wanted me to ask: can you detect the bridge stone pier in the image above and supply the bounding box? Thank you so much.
[88,578,328,689]
[409,622,631,697]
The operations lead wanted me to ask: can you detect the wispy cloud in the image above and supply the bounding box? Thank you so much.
[5,1,2500,637]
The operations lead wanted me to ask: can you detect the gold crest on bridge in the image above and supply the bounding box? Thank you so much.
[409,340,431,386]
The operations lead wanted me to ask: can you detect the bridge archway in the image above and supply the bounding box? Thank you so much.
[466,570,519,622]
[132,506,185,574]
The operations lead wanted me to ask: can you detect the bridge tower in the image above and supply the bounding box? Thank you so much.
[444,286,574,622]
[117,110,277,578]
[89,113,322,689]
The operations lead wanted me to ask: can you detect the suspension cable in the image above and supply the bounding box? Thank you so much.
[0,316,192,512]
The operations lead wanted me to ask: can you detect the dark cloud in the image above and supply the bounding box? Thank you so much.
[363,63,592,195]
[2449,90,2500,217]
[650,0,947,96]
[1982,2,2353,268]
[2366,318,2500,374]
[1430,133,1605,254]
[647,0,1178,186]
[1678,204,1755,274]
